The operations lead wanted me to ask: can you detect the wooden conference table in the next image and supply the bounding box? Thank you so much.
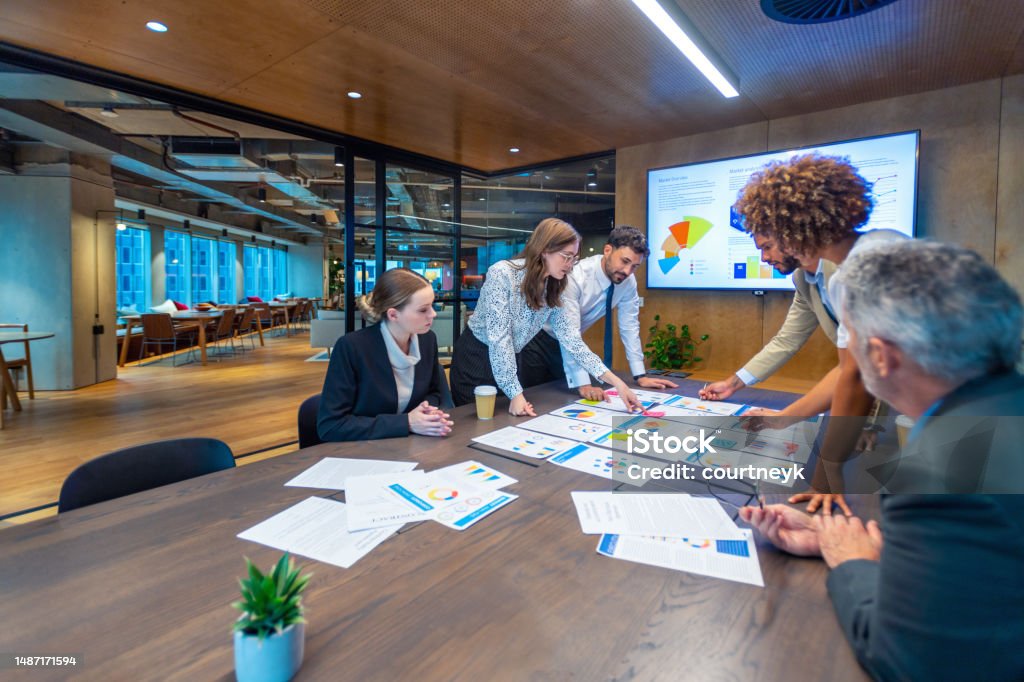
[0,331,53,430]
[0,380,869,680]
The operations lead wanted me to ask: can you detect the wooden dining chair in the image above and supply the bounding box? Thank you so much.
[207,310,238,359]
[0,323,34,399]
[232,307,257,352]
[139,313,197,366]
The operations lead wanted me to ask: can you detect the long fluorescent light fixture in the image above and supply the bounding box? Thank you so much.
[630,0,740,98]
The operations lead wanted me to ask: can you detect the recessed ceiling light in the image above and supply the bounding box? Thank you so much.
[347,91,362,99]
[116,222,127,231]
[587,181,598,188]
[509,147,520,153]
[478,197,486,201]
[442,203,451,208]
[145,21,168,32]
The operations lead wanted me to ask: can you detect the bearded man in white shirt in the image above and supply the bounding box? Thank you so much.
[519,225,678,400]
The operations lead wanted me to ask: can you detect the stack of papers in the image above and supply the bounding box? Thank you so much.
[344,460,518,532]
[570,491,763,586]
[238,457,520,569]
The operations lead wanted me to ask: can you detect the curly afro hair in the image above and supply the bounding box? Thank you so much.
[733,153,874,255]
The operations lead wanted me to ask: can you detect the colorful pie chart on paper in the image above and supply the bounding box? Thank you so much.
[427,488,459,501]
[562,409,597,419]
[659,217,713,274]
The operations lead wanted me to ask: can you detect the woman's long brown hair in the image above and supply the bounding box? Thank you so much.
[512,217,580,310]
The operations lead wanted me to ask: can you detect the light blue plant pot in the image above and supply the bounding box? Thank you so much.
[234,622,305,682]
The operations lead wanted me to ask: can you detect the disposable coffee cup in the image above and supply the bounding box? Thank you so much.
[474,385,497,420]
[895,414,915,448]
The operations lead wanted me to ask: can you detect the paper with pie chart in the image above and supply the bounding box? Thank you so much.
[385,472,518,531]
[547,443,661,487]
[519,414,613,442]
[471,426,577,459]
[549,404,621,426]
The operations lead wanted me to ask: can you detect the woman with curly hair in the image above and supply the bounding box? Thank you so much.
[449,217,642,416]
[734,153,908,515]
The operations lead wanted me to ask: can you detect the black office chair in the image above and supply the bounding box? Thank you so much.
[438,364,455,410]
[58,437,235,513]
[298,394,323,449]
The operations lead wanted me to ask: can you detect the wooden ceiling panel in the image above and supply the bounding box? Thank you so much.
[678,0,1024,119]
[218,24,606,170]
[2,0,1023,171]
[299,0,764,145]
[0,0,341,93]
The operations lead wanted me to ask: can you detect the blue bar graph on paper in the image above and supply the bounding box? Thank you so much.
[715,539,750,557]
[551,444,587,464]
[453,495,511,528]
[598,534,619,555]
[389,484,433,511]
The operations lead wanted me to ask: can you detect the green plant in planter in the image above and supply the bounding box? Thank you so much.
[643,314,710,370]
[233,553,311,641]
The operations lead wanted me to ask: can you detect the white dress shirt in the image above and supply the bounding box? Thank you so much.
[545,254,647,388]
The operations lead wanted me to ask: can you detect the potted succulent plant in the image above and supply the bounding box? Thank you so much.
[233,553,312,682]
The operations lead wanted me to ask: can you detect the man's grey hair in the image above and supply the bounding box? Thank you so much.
[840,240,1023,384]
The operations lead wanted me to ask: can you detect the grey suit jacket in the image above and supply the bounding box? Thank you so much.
[881,370,1024,493]
[828,495,1024,681]
[742,260,838,381]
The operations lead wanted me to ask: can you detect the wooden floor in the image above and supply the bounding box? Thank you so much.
[1,330,330,521]
[0,332,817,527]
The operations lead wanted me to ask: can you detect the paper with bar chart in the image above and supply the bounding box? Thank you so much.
[647,131,918,290]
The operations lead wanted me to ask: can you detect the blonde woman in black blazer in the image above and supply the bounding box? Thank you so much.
[317,268,452,442]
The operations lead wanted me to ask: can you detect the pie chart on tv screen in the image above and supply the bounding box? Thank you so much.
[659,217,713,274]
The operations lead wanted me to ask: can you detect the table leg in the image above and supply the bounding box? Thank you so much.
[0,349,22,412]
[284,307,292,336]
[255,315,265,346]
[119,319,135,367]
[198,323,208,365]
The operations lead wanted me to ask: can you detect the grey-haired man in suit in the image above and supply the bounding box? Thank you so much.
[741,240,1024,681]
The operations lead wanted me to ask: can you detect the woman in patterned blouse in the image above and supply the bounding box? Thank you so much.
[450,218,643,416]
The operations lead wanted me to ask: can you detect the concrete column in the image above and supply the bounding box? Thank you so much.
[0,152,117,389]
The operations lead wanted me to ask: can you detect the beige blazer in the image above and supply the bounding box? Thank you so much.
[741,260,839,381]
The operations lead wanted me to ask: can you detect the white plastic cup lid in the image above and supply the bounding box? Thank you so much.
[474,385,497,396]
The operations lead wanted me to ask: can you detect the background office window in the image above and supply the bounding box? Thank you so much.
[164,231,190,305]
[244,244,286,301]
[190,235,215,304]
[272,248,288,296]
[115,227,150,311]
[217,241,235,303]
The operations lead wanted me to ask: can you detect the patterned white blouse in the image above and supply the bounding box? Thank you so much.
[467,259,609,398]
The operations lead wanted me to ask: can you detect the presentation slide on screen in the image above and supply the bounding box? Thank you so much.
[646,132,918,291]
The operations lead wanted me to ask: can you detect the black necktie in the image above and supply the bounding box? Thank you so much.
[603,284,614,366]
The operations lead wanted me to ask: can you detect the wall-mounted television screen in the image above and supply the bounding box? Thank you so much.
[646,130,919,291]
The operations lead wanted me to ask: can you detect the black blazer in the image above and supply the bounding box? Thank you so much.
[828,495,1024,681]
[317,324,444,442]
